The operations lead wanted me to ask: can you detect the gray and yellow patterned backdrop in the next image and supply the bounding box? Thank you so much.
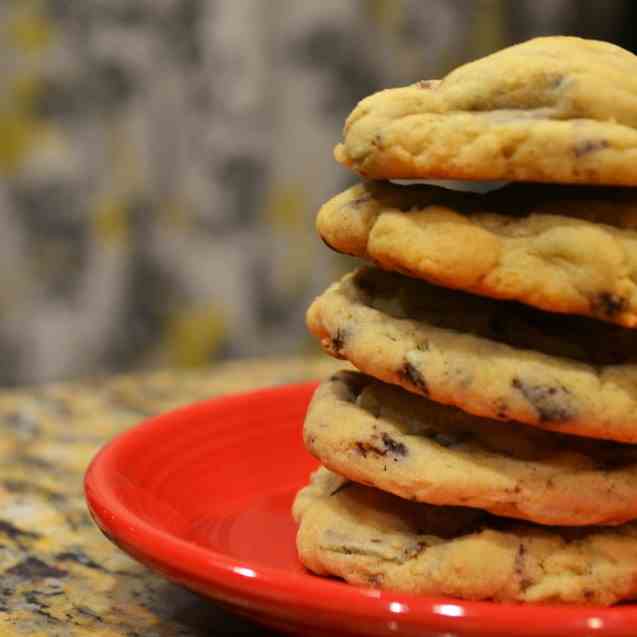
[1,0,633,385]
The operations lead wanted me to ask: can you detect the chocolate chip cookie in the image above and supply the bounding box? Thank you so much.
[294,467,637,604]
[305,371,637,525]
[318,181,637,326]
[335,37,637,185]
[306,267,637,442]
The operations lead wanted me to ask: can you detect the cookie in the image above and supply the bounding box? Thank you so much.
[318,181,637,327]
[305,371,637,525]
[334,37,637,185]
[293,467,637,604]
[306,267,637,442]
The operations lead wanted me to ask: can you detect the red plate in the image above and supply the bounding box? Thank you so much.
[85,381,637,637]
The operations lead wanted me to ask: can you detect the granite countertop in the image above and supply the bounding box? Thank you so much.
[0,356,342,636]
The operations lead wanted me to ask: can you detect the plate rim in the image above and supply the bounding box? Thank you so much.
[84,380,637,636]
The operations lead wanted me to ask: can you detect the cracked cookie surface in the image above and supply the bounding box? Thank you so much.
[293,467,637,604]
[335,37,637,185]
[318,181,637,327]
[305,371,637,525]
[306,267,637,442]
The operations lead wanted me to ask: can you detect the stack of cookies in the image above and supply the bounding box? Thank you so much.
[292,37,637,605]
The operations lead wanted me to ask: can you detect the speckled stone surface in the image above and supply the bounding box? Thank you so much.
[0,357,342,636]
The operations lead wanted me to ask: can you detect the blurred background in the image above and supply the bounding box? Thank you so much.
[1,0,636,386]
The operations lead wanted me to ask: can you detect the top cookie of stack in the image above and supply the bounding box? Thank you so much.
[334,36,637,185]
